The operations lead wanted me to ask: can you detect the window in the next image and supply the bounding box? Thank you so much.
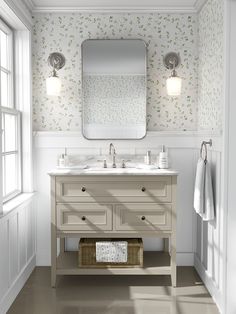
[0,19,21,202]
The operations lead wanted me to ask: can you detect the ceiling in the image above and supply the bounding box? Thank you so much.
[23,0,207,13]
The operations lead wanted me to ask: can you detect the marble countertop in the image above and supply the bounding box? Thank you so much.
[48,166,178,176]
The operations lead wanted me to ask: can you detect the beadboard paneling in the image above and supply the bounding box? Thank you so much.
[34,131,222,267]
[0,198,36,314]
[194,147,224,312]
[33,131,224,313]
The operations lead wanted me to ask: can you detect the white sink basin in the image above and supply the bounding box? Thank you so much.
[84,167,139,173]
[56,165,88,170]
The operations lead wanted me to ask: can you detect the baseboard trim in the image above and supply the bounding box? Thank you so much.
[0,255,36,314]
[194,254,222,313]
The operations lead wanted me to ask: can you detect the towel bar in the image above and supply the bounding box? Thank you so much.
[200,139,212,162]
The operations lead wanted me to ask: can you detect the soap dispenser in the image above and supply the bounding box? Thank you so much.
[64,148,69,167]
[58,154,65,168]
[144,150,151,165]
[58,148,69,168]
[159,145,168,169]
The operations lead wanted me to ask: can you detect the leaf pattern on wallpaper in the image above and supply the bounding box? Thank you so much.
[32,13,199,131]
[198,0,223,131]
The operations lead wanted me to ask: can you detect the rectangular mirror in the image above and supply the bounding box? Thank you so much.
[82,39,146,139]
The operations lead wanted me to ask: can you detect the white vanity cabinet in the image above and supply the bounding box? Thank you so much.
[49,172,177,287]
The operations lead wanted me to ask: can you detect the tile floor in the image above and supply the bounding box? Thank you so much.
[8,267,219,314]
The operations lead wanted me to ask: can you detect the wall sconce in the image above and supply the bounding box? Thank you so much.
[46,52,66,96]
[164,52,182,96]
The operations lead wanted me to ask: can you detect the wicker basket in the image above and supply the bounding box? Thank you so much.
[78,238,143,268]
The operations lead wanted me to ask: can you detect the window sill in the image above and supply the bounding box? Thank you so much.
[1,192,35,218]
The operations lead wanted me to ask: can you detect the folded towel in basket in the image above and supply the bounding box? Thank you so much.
[96,241,128,263]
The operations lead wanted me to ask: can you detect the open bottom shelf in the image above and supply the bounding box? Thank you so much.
[57,251,171,275]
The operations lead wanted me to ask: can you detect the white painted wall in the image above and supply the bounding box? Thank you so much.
[0,197,36,314]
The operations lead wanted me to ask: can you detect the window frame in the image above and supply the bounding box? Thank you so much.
[0,19,14,109]
[0,18,22,203]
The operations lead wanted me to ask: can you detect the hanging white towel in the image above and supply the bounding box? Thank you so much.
[194,158,215,221]
[96,241,128,263]
[203,162,215,221]
[194,158,205,214]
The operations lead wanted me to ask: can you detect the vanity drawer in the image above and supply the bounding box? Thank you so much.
[55,176,172,203]
[115,203,172,231]
[56,203,112,231]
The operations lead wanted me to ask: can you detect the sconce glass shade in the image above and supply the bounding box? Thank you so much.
[166,76,182,96]
[46,52,65,96]
[164,52,182,96]
[46,76,61,96]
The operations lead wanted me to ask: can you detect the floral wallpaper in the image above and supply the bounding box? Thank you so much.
[32,13,198,131]
[198,0,224,131]
[83,75,146,126]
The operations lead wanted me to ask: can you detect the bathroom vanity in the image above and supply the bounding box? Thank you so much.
[49,168,178,287]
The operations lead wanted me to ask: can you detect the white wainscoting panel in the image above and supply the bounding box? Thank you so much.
[0,197,36,314]
[9,215,18,285]
[34,130,225,312]
[0,221,9,303]
[34,131,222,267]
[193,141,224,312]
[34,130,224,313]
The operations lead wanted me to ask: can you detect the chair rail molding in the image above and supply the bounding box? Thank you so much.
[33,131,222,152]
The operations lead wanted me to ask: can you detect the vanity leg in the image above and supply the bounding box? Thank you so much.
[170,289,177,314]
[51,176,57,288]
[51,267,57,288]
[60,238,65,253]
[51,225,57,288]
[171,176,177,287]
[170,234,177,287]
[164,238,169,253]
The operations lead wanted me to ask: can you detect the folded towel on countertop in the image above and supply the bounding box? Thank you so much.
[194,158,215,221]
[96,241,128,263]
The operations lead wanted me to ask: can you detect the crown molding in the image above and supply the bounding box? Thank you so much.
[23,0,208,14]
[22,0,34,12]
[0,0,33,28]
[31,7,198,13]
[194,0,207,12]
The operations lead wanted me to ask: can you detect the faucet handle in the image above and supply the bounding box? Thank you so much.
[97,159,107,168]
[121,159,131,168]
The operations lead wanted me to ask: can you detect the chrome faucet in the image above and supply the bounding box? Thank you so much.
[109,143,116,168]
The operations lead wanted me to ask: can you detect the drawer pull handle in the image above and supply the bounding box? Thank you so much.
[141,216,146,221]
[81,216,86,221]
[141,187,146,192]
[81,187,86,192]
